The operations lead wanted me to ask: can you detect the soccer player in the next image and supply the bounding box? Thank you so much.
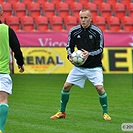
[50,8,111,120]
[0,4,24,133]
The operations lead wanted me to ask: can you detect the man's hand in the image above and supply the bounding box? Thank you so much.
[18,65,24,73]
[81,49,89,61]
[68,54,75,65]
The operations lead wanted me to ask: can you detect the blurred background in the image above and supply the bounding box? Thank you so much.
[1,0,133,32]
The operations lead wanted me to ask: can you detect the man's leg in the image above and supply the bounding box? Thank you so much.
[60,89,70,112]
[0,92,9,132]
[96,85,111,121]
[50,82,72,119]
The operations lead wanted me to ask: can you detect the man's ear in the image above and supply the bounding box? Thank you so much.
[90,18,92,22]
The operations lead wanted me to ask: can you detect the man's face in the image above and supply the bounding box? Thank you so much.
[79,10,92,28]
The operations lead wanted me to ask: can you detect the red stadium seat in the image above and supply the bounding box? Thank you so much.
[0,0,5,4]
[21,15,35,31]
[56,2,69,18]
[69,2,83,18]
[22,0,34,5]
[50,15,63,31]
[78,0,89,5]
[35,15,49,31]
[27,2,40,18]
[121,16,133,31]
[120,0,130,3]
[7,0,19,4]
[13,2,27,18]
[106,0,117,6]
[92,0,103,6]
[84,2,98,18]
[128,3,133,18]
[6,15,20,31]
[93,16,107,31]
[107,16,121,31]
[50,0,62,7]
[36,0,47,5]
[99,2,112,19]
[64,15,78,31]
[120,0,130,9]
[42,2,55,18]
[64,0,75,4]
[113,2,126,19]
[2,2,13,19]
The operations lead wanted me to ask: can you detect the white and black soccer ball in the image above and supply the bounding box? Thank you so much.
[71,50,85,66]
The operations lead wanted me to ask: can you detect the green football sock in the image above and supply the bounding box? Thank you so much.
[60,90,70,112]
[99,92,108,114]
[0,103,9,132]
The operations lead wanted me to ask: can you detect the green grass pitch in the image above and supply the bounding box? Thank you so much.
[5,74,133,133]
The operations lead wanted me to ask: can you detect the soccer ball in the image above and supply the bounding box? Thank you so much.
[71,50,85,66]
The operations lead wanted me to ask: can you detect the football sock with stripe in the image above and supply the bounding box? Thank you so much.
[0,103,9,132]
[99,92,108,114]
[60,90,70,112]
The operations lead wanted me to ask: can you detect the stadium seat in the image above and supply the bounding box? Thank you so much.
[0,0,5,4]
[64,15,78,31]
[50,0,62,6]
[128,3,133,18]
[113,2,126,19]
[121,0,130,3]
[2,2,13,19]
[106,0,117,6]
[35,15,49,32]
[107,16,121,31]
[64,0,75,4]
[21,15,35,31]
[56,2,69,18]
[22,0,34,5]
[36,0,47,5]
[121,16,133,31]
[92,0,103,6]
[69,2,83,18]
[13,2,27,18]
[27,2,40,18]
[42,2,55,18]
[93,16,107,31]
[50,15,64,31]
[84,2,98,18]
[120,0,130,9]
[7,0,19,4]
[6,15,20,31]
[78,0,89,5]
[99,2,112,19]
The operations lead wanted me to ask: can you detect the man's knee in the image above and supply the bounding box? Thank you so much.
[63,82,73,91]
[0,92,8,104]
[95,85,105,94]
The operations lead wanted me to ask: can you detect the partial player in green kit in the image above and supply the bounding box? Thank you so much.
[0,4,24,133]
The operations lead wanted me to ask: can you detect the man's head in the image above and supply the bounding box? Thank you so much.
[0,4,3,19]
[79,8,92,29]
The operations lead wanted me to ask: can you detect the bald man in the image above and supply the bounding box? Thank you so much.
[50,8,111,121]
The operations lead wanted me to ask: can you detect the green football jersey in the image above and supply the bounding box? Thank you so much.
[0,24,10,74]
